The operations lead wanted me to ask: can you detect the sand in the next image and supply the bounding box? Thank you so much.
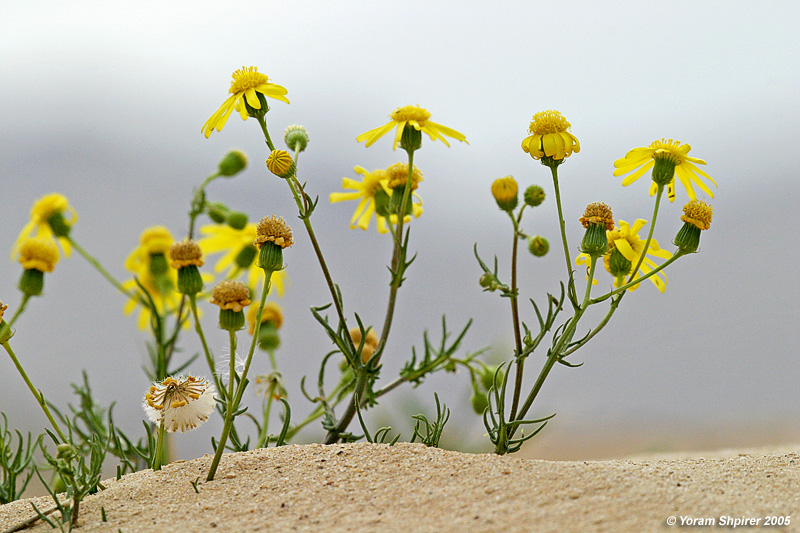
[1,442,798,532]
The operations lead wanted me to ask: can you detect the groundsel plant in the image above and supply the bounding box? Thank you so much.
[1,65,715,527]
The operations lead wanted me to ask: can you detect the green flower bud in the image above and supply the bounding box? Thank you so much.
[218,308,245,331]
[226,211,248,230]
[218,150,248,177]
[257,242,284,272]
[479,273,496,291]
[149,253,168,276]
[374,189,391,217]
[206,202,230,224]
[257,322,281,351]
[46,212,72,238]
[523,185,546,207]
[527,235,549,257]
[674,199,713,254]
[471,390,489,415]
[579,203,614,258]
[607,247,632,278]
[479,365,504,391]
[18,269,44,297]
[234,245,257,270]
[284,125,310,153]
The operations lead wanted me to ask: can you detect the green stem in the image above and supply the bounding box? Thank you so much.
[550,165,578,308]
[2,340,67,443]
[3,294,31,333]
[189,295,221,396]
[67,237,139,302]
[507,207,526,421]
[206,328,240,481]
[153,420,166,471]
[323,148,416,445]
[629,185,664,284]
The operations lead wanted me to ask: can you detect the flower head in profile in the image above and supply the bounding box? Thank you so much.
[122,227,181,330]
[18,237,60,273]
[613,139,716,203]
[12,193,77,260]
[356,105,467,151]
[577,219,671,292]
[202,66,289,138]
[521,110,580,161]
[143,375,216,433]
[330,166,422,233]
[199,223,287,297]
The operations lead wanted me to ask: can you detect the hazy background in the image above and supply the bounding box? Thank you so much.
[2,0,799,463]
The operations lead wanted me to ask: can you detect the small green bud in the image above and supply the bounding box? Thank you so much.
[674,223,701,254]
[149,253,168,276]
[284,125,310,153]
[479,273,496,291]
[226,211,248,230]
[374,189,391,217]
[674,199,713,253]
[471,390,489,415]
[580,224,609,257]
[218,150,248,177]
[19,269,44,297]
[257,322,281,351]
[206,202,230,224]
[527,235,549,257]
[234,245,257,270]
[479,365,504,391]
[523,185,546,207]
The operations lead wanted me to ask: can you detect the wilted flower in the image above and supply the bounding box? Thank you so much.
[143,375,216,433]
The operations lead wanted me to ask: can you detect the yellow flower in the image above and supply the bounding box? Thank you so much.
[329,166,422,233]
[12,193,77,260]
[198,223,287,297]
[613,139,716,203]
[356,105,467,150]
[521,110,580,160]
[122,226,180,330]
[577,219,671,293]
[209,279,251,312]
[18,236,60,272]
[491,176,519,211]
[266,149,294,178]
[202,66,289,138]
[680,199,713,231]
[247,301,283,335]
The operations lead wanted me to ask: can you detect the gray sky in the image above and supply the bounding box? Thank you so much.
[2,1,799,459]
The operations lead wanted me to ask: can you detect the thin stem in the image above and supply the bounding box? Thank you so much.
[153,420,166,471]
[507,207,525,421]
[3,294,31,332]
[550,165,578,308]
[67,237,139,302]
[590,252,684,304]
[2,341,67,443]
[206,328,240,481]
[189,295,221,395]
[628,185,664,284]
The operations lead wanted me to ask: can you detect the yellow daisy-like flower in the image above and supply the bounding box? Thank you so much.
[613,139,717,203]
[122,227,180,330]
[202,66,290,138]
[329,166,422,233]
[18,236,60,273]
[521,110,580,160]
[12,193,77,260]
[577,219,671,293]
[356,105,467,150]
[198,223,287,297]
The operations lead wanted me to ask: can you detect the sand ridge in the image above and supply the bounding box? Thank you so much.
[1,442,798,532]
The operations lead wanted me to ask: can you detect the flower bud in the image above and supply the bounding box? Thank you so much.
[226,211,248,230]
[400,123,422,152]
[579,203,614,257]
[266,150,295,179]
[17,237,59,297]
[471,390,489,415]
[254,216,293,272]
[527,235,549,257]
[479,365,504,391]
[479,273,497,291]
[491,176,519,212]
[170,240,204,295]
[284,125,310,153]
[206,202,230,224]
[606,247,632,278]
[674,200,713,253]
[218,150,248,177]
[210,280,250,331]
[523,185,546,207]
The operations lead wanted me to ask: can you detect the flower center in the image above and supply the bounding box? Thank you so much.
[681,200,713,230]
[528,110,571,135]
[229,66,270,95]
[391,105,431,124]
[650,138,688,164]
